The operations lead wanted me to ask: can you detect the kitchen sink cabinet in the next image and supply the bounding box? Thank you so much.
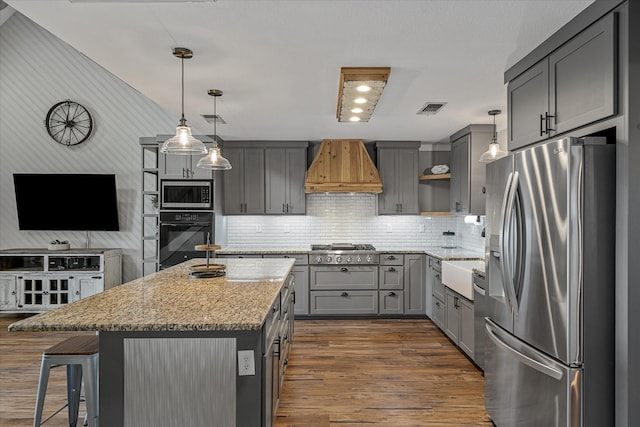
[223,147,265,214]
[377,141,420,215]
[444,287,474,359]
[449,125,492,215]
[508,13,616,150]
[265,147,307,215]
[403,254,426,315]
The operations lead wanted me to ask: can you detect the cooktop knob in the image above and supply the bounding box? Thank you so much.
[366,255,372,263]
[356,256,362,263]
[326,256,333,263]
[336,256,342,263]
[346,256,352,263]
[316,256,322,263]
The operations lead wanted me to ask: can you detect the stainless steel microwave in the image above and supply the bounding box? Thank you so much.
[160,180,213,210]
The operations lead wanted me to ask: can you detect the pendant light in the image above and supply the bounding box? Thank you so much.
[197,89,232,170]
[479,109,508,163]
[160,47,207,155]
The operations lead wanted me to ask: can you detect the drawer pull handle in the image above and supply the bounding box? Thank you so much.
[341,267,349,272]
[388,292,396,297]
[435,273,440,279]
[436,301,441,307]
[387,256,396,260]
[388,267,396,272]
[341,292,349,297]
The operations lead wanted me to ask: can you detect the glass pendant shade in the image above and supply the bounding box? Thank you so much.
[160,47,206,155]
[479,109,507,163]
[197,143,232,170]
[161,124,207,154]
[479,140,508,163]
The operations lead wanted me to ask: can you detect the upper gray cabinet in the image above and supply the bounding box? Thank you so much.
[377,141,420,215]
[223,147,265,215]
[508,13,616,150]
[265,146,307,215]
[449,125,492,215]
[159,140,214,180]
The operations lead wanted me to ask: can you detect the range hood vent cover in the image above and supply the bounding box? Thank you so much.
[417,102,447,115]
[305,139,382,194]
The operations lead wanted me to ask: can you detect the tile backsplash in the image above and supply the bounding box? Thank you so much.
[226,194,485,251]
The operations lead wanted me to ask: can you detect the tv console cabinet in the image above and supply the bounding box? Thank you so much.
[0,248,122,313]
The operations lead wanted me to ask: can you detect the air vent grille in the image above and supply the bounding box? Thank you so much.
[416,102,447,115]
[201,114,226,124]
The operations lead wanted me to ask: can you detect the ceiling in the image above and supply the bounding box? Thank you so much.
[4,0,594,144]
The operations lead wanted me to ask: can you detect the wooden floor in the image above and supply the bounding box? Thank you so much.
[1,315,491,427]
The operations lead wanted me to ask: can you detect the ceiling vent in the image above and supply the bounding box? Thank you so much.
[201,114,226,124]
[416,102,447,116]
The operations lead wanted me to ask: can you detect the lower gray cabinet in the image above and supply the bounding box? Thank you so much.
[292,265,309,316]
[403,254,426,315]
[379,265,403,289]
[432,297,445,330]
[379,290,404,315]
[444,287,474,359]
[310,290,378,315]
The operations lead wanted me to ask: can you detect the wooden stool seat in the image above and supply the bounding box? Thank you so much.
[44,336,99,356]
[34,335,99,427]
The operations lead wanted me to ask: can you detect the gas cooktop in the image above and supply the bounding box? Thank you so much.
[310,243,376,251]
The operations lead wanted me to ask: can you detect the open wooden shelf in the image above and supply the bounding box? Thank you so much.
[420,211,451,216]
[419,173,451,181]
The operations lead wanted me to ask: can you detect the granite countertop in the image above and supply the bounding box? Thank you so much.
[217,246,484,261]
[217,246,310,255]
[9,258,295,333]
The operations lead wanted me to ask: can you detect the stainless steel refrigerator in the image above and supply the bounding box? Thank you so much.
[484,136,615,427]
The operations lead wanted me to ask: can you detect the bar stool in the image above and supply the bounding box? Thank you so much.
[33,335,99,427]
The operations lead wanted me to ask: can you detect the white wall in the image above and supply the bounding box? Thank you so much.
[0,13,177,282]
[226,193,485,251]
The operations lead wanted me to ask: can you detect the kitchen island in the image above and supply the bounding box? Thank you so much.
[9,258,296,427]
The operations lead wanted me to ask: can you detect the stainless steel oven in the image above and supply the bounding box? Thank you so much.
[160,180,213,210]
[159,211,213,269]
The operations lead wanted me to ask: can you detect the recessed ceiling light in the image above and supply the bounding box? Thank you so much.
[349,116,361,122]
[336,67,390,123]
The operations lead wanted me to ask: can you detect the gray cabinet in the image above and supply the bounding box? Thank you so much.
[379,290,404,315]
[379,265,403,290]
[265,147,307,215]
[160,143,213,180]
[444,287,474,359]
[310,266,378,291]
[377,141,420,215]
[430,257,445,330]
[310,290,378,315]
[449,125,492,215]
[508,13,615,150]
[223,148,265,214]
[403,254,426,315]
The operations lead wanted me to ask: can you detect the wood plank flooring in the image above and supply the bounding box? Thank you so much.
[1,315,491,427]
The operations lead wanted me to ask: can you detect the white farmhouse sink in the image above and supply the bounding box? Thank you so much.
[441,260,485,301]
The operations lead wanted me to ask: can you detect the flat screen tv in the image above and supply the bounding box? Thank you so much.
[13,173,120,231]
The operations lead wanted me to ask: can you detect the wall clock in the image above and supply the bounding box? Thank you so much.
[45,100,94,146]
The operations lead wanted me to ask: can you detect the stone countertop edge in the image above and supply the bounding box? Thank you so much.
[218,246,484,261]
[8,258,295,333]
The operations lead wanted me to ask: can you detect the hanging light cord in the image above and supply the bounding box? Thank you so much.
[213,93,217,142]
[180,54,186,126]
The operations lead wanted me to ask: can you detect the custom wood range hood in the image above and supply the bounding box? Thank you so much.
[304,139,382,193]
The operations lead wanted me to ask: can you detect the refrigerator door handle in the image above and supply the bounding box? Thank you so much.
[485,319,564,381]
[500,171,520,314]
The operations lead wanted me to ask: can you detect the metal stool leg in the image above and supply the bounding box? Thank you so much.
[81,355,99,427]
[33,356,51,427]
[66,364,82,427]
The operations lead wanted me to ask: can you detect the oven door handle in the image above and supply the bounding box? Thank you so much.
[161,223,211,227]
